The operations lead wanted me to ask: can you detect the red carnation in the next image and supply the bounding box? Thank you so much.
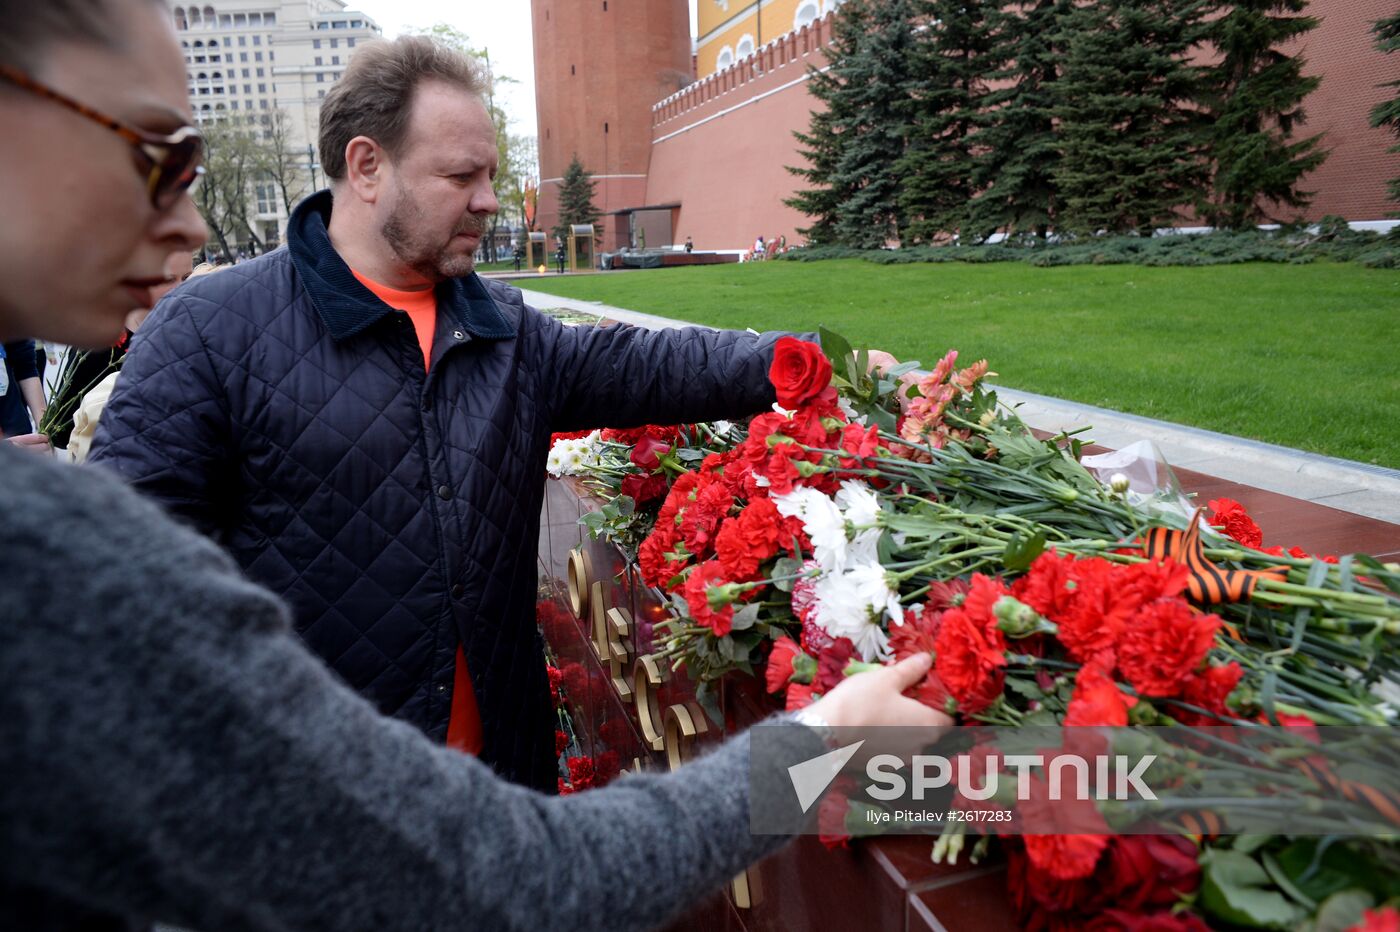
[1023,832,1110,882]
[1117,599,1221,697]
[1122,558,1191,605]
[1065,664,1138,727]
[1207,497,1263,550]
[890,606,950,710]
[785,681,817,710]
[678,475,733,556]
[1013,550,1080,621]
[817,777,858,850]
[838,422,881,467]
[815,636,857,694]
[933,575,1010,715]
[715,497,783,581]
[769,337,833,409]
[682,560,738,637]
[1172,661,1244,725]
[638,531,688,591]
[555,729,569,757]
[546,665,563,704]
[765,636,803,694]
[1351,907,1400,932]
[1054,558,1133,666]
[567,756,596,791]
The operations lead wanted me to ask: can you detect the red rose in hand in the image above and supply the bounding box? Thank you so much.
[769,336,833,409]
[1207,497,1263,550]
[1117,599,1220,697]
[630,435,671,471]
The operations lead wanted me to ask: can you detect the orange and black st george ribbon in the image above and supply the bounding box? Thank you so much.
[1139,510,1286,605]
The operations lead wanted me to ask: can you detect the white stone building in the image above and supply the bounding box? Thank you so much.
[167,1,381,248]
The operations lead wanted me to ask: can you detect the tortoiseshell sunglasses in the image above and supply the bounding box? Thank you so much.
[0,64,205,210]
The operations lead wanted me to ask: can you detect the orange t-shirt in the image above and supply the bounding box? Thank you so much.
[351,268,483,756]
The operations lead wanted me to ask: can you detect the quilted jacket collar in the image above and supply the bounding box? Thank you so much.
[288,190,514,343]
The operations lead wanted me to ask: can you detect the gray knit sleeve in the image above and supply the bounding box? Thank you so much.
[0,449,820,932]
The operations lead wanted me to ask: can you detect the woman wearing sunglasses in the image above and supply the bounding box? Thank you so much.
[0,3,946,930]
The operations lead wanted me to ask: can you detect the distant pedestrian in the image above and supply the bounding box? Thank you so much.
[684,236,693,254]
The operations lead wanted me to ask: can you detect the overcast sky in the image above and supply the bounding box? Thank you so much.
[347,2,702,141]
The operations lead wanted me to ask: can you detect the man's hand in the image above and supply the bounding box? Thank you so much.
[808,654,951,730]
[864,349,921,413]
[6,432,52,454]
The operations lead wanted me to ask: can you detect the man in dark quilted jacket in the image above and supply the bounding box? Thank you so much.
[91,34,795,792]
[2,3,954,927]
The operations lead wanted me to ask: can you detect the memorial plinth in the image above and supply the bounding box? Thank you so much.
[538,461,1400,931]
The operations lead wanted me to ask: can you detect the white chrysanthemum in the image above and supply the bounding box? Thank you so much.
[545,432,603,477]
[774,487,850,572]
[835,480,881,530]
[846,562,904,628]
[810,564,895,662]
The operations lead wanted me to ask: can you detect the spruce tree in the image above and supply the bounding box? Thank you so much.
[1053,0,1208,236]
[786,0,920,248]
[896,0,1000,244]
[1372,9,1400,208]
[1198,1,1326,229]
[965,0,1074,239]
[554,154,600,242]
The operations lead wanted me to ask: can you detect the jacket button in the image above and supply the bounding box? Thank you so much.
[436,683,448,694]
[452,329,465,341]
[437,484,452,500]
[451,584,466,599]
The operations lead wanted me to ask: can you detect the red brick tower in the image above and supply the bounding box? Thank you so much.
[531,0,692,251]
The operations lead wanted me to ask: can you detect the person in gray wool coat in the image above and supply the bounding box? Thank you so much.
[0,1,949,930]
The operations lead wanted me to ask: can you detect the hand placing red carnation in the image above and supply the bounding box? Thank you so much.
[769,336,833,409]
[1207,497,1263,550]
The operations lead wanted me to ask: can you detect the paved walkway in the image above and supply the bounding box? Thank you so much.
[518,288,1400,525]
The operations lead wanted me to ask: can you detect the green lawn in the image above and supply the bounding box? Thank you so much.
[523,260,1400,468]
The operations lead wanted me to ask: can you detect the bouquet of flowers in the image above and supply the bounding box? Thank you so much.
[545,332,1400,930]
